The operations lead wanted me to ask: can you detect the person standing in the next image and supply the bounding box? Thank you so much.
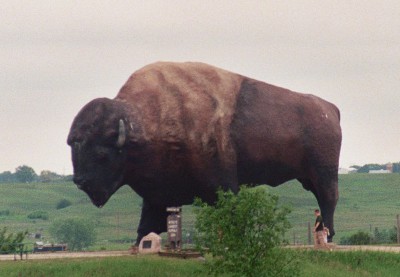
[313,209,327,249]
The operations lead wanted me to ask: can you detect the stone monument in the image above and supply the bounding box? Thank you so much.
[138,232,162,254]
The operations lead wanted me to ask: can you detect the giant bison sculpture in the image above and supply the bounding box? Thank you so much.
[67,62,342,244]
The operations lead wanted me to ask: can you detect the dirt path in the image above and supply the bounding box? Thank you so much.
[0,250,131,261]
[290,244,400,253]
[2,245,400,261]
[335,245,400,253]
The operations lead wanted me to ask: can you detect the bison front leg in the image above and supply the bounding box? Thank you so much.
[135,200,168,245]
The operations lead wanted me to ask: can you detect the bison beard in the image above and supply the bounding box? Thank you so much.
[67,62,342,245]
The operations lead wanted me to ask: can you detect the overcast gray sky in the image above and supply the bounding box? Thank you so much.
[1,1,399,175]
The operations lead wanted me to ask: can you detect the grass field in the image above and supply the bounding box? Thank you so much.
[273,173,400,243]
[1,250,400,276]
[0,183,141,250]
[0,173,399,249]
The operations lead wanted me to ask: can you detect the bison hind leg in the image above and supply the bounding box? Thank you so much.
[298,167,339,243]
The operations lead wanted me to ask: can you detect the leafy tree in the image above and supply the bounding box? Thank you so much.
[15,165,37,183]
[194,186,299,277]
[0,171,16,183]
[0,227,28,254]
[392,163,400,173]
[39,170,62,183]
[350,165,361,170]
[50,218,96,250]
[357,164,385,173]
[62,175,74,182]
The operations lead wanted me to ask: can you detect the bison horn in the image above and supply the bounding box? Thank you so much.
[116,119,126,148]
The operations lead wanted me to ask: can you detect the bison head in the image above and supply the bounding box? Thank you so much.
[67,98,130,207]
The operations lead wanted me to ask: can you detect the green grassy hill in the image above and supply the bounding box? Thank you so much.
[0,173,399,249]
[273,173,400,243]
[0,183,141,250]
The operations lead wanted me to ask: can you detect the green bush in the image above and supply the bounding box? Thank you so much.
[50,218,96,250]
[341,227,399,245]
[372,227,398,244]
[0,210,10,216]
[340,231,372,245]
[27,211,49,220]
[56,198,72,209]
[194,186,299,277]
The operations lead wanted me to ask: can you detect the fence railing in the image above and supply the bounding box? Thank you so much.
[181,215,400,246]
[288,215,400,245]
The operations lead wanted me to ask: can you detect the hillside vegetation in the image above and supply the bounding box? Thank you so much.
[0,173,399,249]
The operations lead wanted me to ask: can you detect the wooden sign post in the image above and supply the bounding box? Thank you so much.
[167,207,182,250]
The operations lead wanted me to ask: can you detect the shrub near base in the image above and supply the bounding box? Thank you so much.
[194,186,300,277]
